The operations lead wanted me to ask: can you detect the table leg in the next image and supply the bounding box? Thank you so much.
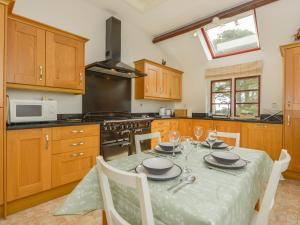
[102,210,108,225]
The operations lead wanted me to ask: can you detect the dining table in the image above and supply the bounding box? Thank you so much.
[54,145,273,225]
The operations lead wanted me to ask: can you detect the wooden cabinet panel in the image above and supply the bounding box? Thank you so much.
[7,128,52,201]
[151,120,170,148]
[52,148,98,188]
[0,4,4,108]
[0,109,3,205]
[178,119,193,137]
[213,121,241,146]
[192,120,214,141]
[285,48,300,111]
[46,32,84,90]
[52,136,99,155]
[241,123,282,160]
[52,124,100,140]
[169,72,182,100]
[7,19,46,86]
[284,111,300,173]
[134,59,182,101]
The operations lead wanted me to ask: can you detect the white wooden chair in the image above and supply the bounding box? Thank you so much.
[250,149,291,225]
[135,132,161,154]
[96,156,155,225]
[216,132,240,147]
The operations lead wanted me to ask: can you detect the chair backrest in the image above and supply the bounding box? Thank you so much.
[135,132,161,154]
[216,132,240,147]
[96,156,155,225]
[254,149,291,225]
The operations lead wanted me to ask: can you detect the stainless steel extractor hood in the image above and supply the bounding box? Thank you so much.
[86,17,146,78]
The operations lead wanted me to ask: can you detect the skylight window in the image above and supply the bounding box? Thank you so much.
[200,11,260,59]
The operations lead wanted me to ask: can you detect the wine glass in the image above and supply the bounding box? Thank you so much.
[181,136,193,174]
[207,129,217,150]
[194,126,204,150]
[169,130,180,158]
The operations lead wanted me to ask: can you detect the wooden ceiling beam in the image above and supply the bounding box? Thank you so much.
[152,0,279,44]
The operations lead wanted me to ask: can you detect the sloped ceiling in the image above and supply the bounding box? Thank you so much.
[86,0,252,36]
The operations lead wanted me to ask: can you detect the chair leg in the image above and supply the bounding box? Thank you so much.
[102,210,108,225]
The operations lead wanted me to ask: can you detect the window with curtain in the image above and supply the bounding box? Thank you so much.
[235,76,260,117]
[211,79,232,116]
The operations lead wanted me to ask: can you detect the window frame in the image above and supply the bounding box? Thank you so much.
[201,10,261,59]
[210,78,232,116]
[234,75,261,117]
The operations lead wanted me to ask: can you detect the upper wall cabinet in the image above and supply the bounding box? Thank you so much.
[134,59,183,101]
[0,2,5,108]
[7,17,88,94]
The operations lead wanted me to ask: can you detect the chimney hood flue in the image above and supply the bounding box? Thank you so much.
[86,17,146,78]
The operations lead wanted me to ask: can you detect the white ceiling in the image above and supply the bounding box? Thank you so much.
[86,0,251,37]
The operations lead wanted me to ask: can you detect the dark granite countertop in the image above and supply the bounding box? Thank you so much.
[7,120,102,130]
[6,112,283,130]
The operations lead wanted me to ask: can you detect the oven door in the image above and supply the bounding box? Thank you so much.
[101,141,131,161]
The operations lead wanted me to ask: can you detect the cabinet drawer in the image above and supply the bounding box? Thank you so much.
[52,136,99,154]
[52,124,100,140]
[151,120,169,128]
[52,148,98,187]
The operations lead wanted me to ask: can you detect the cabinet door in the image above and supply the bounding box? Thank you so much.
[0,4,4,107]
[7,19,46,85]
[192,120,214,141]
[284,111,300,172]
[241,123,282,160]
[214,121,241,146]
[7,128,52,201]
[52,148,98,188]
[178,119,193,137]
[159,69,169,98]
[169,72,182,100]
[144,63,160,97]
[0,109,3,205]
[285,48,300,111]
[46,32,84,90]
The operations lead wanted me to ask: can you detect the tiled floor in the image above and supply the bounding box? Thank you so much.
[0,179,299,225]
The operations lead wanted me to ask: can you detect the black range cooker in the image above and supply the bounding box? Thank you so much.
[83,113,152,161]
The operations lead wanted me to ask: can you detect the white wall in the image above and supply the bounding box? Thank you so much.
[8,0,180,114]
[159,0,300,114]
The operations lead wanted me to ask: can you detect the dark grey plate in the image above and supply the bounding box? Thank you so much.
[203,154,247,169]
[135,164,182,181]
[201,141,229,149]
[154,146,181,154]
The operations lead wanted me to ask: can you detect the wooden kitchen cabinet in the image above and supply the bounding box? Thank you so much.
[0,109,3,205]
[46,31,84,90]
[7,128,52,201]
[281,43,300,177]
[0,3,5,108]
[6,16,88,94]
[135,59,183,101]
[178,119,193,137]
[213,120,241,146]
[151,120,170,147]
[52,148,98,187]
[7,19,46,86]
[240,123,282,160]
[52,124,100,187]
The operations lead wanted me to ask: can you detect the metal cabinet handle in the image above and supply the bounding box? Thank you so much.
[45,134,49,150]
[79,72,83,82]
[39,66,43,80]
[71,152,85,157]
[71,142,85,147]
[287,115,291,126]
[71,130,84,134]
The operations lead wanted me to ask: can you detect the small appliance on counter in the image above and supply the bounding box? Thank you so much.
[174,109,187,117]
[8,99,58,123]
[159,107,166,117]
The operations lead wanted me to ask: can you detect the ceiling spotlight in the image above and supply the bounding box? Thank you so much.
[212,16,220,24]
[193,32,198,37]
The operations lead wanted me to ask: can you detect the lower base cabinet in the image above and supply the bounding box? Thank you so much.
[7,125,100,202]
[52,148,98,187]
[240,123,283,160]
[7,128,52,201]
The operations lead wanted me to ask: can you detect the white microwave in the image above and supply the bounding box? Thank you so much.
[9,99,58,123]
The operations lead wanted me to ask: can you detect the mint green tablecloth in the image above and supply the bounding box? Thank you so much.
[54,147,272,225]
